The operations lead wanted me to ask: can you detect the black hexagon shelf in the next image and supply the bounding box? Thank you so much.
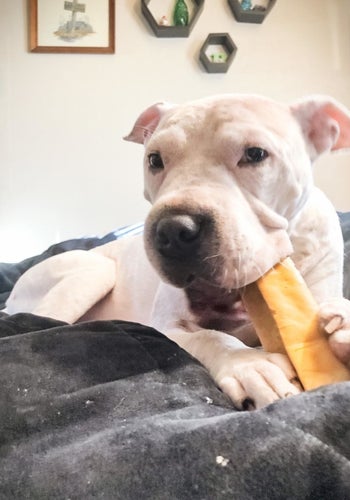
[227,0,277,24]
[141,0,205,38]
[199,33,237,73]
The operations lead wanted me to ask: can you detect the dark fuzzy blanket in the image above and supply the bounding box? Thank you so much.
[1,314,350,499]
[1,217,350,499]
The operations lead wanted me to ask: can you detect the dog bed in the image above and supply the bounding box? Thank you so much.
[0,217,350,499]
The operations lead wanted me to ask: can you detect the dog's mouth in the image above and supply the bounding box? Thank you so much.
[185,279,249,331]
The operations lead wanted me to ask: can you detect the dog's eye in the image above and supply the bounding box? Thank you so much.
[148,152,164,172]
[239,147,269,166]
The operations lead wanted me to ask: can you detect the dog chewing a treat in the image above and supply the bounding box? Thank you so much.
[6,93,350,410]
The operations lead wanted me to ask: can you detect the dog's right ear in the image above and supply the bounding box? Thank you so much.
[124,102,175,144]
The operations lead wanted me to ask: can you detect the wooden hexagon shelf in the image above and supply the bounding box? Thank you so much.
[141,0,205,38]
[228,0,277,24]
[199,33,237,74]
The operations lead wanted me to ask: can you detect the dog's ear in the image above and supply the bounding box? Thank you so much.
[124,102,175,144]
[290,96,350,160]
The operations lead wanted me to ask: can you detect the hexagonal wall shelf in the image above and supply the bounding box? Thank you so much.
[141,0,204,38]
[228,0,277,24]
[199,33,237,74]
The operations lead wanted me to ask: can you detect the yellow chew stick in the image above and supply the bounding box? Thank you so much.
[242,257,350,390]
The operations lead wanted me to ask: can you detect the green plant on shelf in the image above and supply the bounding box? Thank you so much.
[210,52,228,63]
[173,0,189,26]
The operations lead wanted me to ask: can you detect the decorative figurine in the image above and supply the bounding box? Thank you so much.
[173,0,189,26]
[210,52,228,63]
[240,0,252,10]
[159,15,169,26]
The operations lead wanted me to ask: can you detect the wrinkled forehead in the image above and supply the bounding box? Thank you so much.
[159,96,296,141]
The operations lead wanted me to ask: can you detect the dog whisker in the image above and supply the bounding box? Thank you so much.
[202,253,221,263]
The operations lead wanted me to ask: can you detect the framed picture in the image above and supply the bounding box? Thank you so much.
[29,0,115,53]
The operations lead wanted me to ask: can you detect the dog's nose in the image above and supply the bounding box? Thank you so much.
[155,215,202,258]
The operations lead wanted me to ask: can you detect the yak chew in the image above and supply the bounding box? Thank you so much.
[242,257,350,390]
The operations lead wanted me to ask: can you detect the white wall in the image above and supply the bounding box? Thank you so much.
[1,0,350,261]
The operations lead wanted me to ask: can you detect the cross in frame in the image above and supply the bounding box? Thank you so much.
[64,0,86,33]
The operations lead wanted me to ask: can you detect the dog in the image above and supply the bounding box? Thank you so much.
[6,94,350,410]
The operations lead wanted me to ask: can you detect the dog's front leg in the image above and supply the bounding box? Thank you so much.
[151,284,301,410]
[166,328,301,410]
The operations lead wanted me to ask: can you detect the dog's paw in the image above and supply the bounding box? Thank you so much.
[318,298,350,364]
[214,349,302,410]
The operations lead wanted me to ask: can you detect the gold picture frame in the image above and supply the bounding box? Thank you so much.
[29,0,115,53]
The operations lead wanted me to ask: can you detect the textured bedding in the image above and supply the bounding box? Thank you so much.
[0,216,350,499]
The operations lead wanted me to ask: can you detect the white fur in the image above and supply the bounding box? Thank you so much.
[6,94,350,410]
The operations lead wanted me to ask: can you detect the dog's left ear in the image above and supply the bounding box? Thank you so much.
[290,96,350,160]
[124,102,175,145]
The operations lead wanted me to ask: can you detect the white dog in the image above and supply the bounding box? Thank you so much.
[7,94,350,410]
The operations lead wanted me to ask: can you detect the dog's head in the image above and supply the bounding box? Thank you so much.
[125,94,350,291]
